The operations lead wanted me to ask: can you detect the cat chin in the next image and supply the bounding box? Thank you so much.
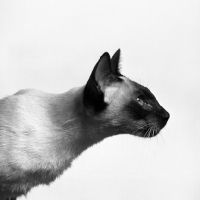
[128,125,161,138]
[140,129,160,138]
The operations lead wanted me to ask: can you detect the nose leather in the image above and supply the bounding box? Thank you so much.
[162,108,170,121]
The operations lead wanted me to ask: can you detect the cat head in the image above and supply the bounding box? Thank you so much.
[83,50,169,138]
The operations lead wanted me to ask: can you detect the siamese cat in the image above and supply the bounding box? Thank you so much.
[0,49,169,200]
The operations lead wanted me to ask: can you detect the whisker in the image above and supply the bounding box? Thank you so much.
[144,128,150,138]
[148,128,152,138]
[149,129,152,138]
[112,128,120,136]
[149,128,153,138]
[131,125,148,136]
[152,129,155,137]
[160,133,165,144]
[144,128,149,138]
[131,122,156,137]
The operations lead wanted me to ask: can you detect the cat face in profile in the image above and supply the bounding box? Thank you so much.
[83,49,169,139]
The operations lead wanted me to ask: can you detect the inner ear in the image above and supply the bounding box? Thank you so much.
[93,52,122,92]
[111,49,122,76]
[83,52,113,112]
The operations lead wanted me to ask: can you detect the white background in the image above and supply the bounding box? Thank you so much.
[0,0,200,199]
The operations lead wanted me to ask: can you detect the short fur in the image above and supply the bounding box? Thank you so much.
[0,49,169,199]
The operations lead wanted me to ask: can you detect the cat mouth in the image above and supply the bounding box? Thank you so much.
[133,125,160,138]
[133,114,169,138]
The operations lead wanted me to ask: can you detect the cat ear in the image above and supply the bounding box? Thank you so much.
[111,49,122,76]
[94,52,112,86]
[83,52,118,111]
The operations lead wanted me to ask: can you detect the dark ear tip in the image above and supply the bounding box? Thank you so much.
[101,52,110,60]
[114,49,121,56]
[116,49,121,53]
[112,49,121,59]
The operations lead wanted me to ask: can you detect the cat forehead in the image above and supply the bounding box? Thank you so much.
[121,77,155,99]
[135,84,155,99]
[104,76,155,104]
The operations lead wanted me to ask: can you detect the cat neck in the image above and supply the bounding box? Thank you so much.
[48,86,124,162]
[49,87,101,156]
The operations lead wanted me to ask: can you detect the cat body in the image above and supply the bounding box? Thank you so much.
[0,50,169,199]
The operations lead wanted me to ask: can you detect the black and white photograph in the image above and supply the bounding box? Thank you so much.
[0,0,199,199]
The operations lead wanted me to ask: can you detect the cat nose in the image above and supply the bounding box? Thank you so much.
[162,109,170,121]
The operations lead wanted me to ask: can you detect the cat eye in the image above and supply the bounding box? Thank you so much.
[136,97,152,108]
[136,97,145,106]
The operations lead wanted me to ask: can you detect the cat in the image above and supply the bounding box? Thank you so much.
[0,49,169,200]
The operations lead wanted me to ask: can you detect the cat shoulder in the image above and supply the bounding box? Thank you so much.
[14,88,47,96]
[0,89,52,124]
